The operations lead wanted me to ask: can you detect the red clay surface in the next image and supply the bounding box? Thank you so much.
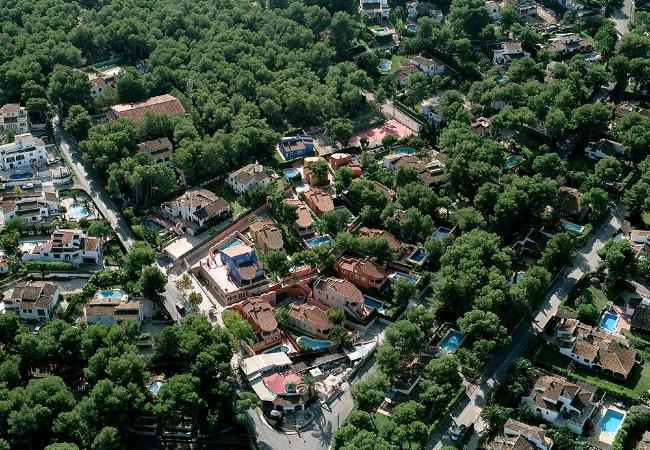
[350,119,415,146]
[263,371,302,394]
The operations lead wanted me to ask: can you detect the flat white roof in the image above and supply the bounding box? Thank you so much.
[240,352,292,377]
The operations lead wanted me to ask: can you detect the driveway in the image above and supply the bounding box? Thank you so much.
[611,0,634,36]
[426,204,625,450]
[53,117,137,249]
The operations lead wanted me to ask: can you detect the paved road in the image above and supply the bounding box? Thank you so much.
[611,0,634,36]
[53,117,137,249]
[361,90,422,133]
[247,355,379,450]
[426,204,625,450]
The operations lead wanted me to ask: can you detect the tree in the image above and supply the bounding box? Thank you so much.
[153,374,205,430]
[540,232,576,272]
[408,72,429,107]
[116,68,146,103]
[87,221,112,240]
[319,208,351,235]
[175,274,192,297]
[577,303,599,325]
[450,207,485,232]
[309,159,329,184]
[392,279,417,307]
[572,103,611,142]
[330,12,358,57]
[63,105,92,141]
[532,153,565,179]
[48,65,91,116]
[326,117,353,148]
[262,250,291,276]
[91,427,121,450]
[222,310,255,343]
[384,319,424,358]
[139,266,167,297]
[350,372,390,411]
[580,187,610,220]
[419,356,462,411]
[481,405,513,433]
[334,166,354,194]
[123,242,155,276]
[598,239,635,287]
[188,292,202,307]
[594,156,622,186]
[399,207,434,242]
[327,307,345,325]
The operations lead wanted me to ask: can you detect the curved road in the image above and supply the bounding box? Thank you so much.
[53,116,136,249]
[426,204,625,450]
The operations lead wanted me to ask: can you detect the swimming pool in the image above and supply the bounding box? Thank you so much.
[496,75,509,84]
[378,59,392,72]
[439,330,465,353]
[305,234,332,247]
[150,380,164,394]
[561,220,584,234]
[433,227,452,240]
[222,238,244,249]
[283,168,301,179]
[97,289,124,299]
[504,155,521,170]
[599,409,624,433]
[264,345,290,353]
[599,311,618,332]
[583,52,600,62]
[393,146,416,155]
[297,336,334,350]
[406,24,417,32]
[67,203,89,219]
[9,172,33,180]
[389,271,419,284]
[363,296,385,313]
[372,27,389,37]
[142,219,163,230]
[408,247,426,263]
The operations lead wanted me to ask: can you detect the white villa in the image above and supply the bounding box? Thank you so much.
[359,0,389,19]
[24,229,101,265]
[1,191,59,224]
[408,56,445,77]
[162,188,231,235]
[3,280,61,321]
[313,276,369,319]
[0,133,47,171]
[83,290,144,326]
[0,104,30,135]
[226,162,272,195]
[493,42,530,66]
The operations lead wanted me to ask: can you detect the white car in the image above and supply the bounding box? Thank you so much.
[451,424,466,441]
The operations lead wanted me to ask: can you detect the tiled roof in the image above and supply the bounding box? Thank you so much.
[283,199,313,229]
[137,137,172,154]
[249,219,284,251]
[288,303,332,332]
[358,227,402,251]
[303,188,334,213]
[632,303,650,331]
[241,297,278,333]
[334,256,385,281]
[8,281,58,303]
[504,418,553,449]
[315,276,363,302]
[110,94,185,120]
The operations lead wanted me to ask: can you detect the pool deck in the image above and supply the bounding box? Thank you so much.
[590,405,626,446]
[600,304,631,334]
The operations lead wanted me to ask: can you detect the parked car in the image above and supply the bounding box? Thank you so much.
[451,424,466,441]
[175,303,186,315]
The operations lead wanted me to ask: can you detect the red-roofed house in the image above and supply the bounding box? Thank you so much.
[313,276,369,319]
[108,94,186,121]
[303,188,334,214]
[235,296,282,352]
[287,303,333,338]
[334,256,386,291]
[24,229,101,265]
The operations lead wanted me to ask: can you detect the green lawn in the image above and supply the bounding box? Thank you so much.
[373,411,391,432]
[563,276,609,311]
[351,106,386,132]
[536,345,650,399]
[205,181,245,217]
[389,55,405,74]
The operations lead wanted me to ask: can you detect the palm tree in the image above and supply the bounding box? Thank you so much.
[298,374,317,400]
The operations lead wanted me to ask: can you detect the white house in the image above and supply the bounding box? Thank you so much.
[493,42,530,65]
[0,133,47,171]
[83,290,144,326]
[24,229,101,265]
[548,33,592,57]
[521,374,598,434]
[406,1,443,20]
[226,162,272,195]
[0,104,30,135]
[162,188,231,235]
[420,95,443,124]
[87,65,123,97]
[487,419,554,450]
[359,0,390,19]
[485,0,500,20]
[408,55,445,77]
[3,280,60,321]
[1,191,59,224]
[584,139,624,160]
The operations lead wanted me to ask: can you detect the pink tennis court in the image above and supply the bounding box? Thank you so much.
[350,119,415,147]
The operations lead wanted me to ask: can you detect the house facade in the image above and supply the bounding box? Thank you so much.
[283,199,315,237]
[137,137,173,166]
[408,56,445,77]
[313,276,369,319]
[24,229,101,265]
[0,133,47,171]
[334,256,386,291]
[83,290,144,326]
[277,135,314,160]
[1,191,59,223]
[0,104,30,135]
[3,281,60,321]
[162,188,231,235]
[485,0,500,20]
[359,0,389,19]
[493,42,530,65]
[487,419,554,450]
[226,162,271,195]
[303,188,335,214]
[87,65,122,97]
[521,374,598,434]
[287,303,333,338]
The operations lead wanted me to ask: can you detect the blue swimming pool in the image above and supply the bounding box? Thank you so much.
[600,312,618,332]
[504,155,521,170]
[297,336,334,350]
[67,203,89,219]
[406,24,417,32]
[142,219,163,230]
[439,330,464,353]
[150,380,164,394]
[561,220,584,234]
[378,59,392,72]
[9,172,33,180]
[390,271,419,284]
[583,52,600,62]
[97,289,124,299]
[305,234,332,247]
[393,146,416,155]
[222,238,244,249]
[373,27,389,36]
[408,247,426,263]
[363,296,385,313]
[283,168,301,179]
[264,345,289,353]
[433,227,451,241]
[599,409,624,433]
[496,75,509,84]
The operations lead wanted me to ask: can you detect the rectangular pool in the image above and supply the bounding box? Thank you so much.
[599,409,624,433]
[599,311,618,332]
[433,227,452,241]
[305,234,332,247]
[561,220,584,234]
[439,330,465,353]
[363,296,385,313]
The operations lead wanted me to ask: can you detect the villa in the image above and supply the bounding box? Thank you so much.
[137,137,173,166]
[420,95,443,125]
[195,240,270,305]
[406,1,443,19]
[108,94,186,121]
[1,190,59,224]
[303,188,335,214]
[493,42,530,65]
[329,153,362,177]
[358,227,402,252]
[24,229,101,265]
[359,0,389,19]
[382,153,445,188]
[548,33,592,57]
[485,0,500,20]
[162,188,231,235]
[249,218,284,253]
[555,186,588,222]
[303,156,329,186]
[286,302,333,338]
[277,134,314,160]
[395,64,421,88]
[0,132,47,171]
[584,139,625,160]
[486,419,554,450]
[471,116,494,137]
[3,280,60,321]
[334,256,386,291]
[283,199,315,237]
[240,353,310,414]
[407,56,445,77]
[83,290,144,326]
[521,374,598,434]
[313,276,369,319]
[226,162,271,195]
[553,317,638,380]
[87,65,122,97]
[0,104,30,135]
[235,296,282,353]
